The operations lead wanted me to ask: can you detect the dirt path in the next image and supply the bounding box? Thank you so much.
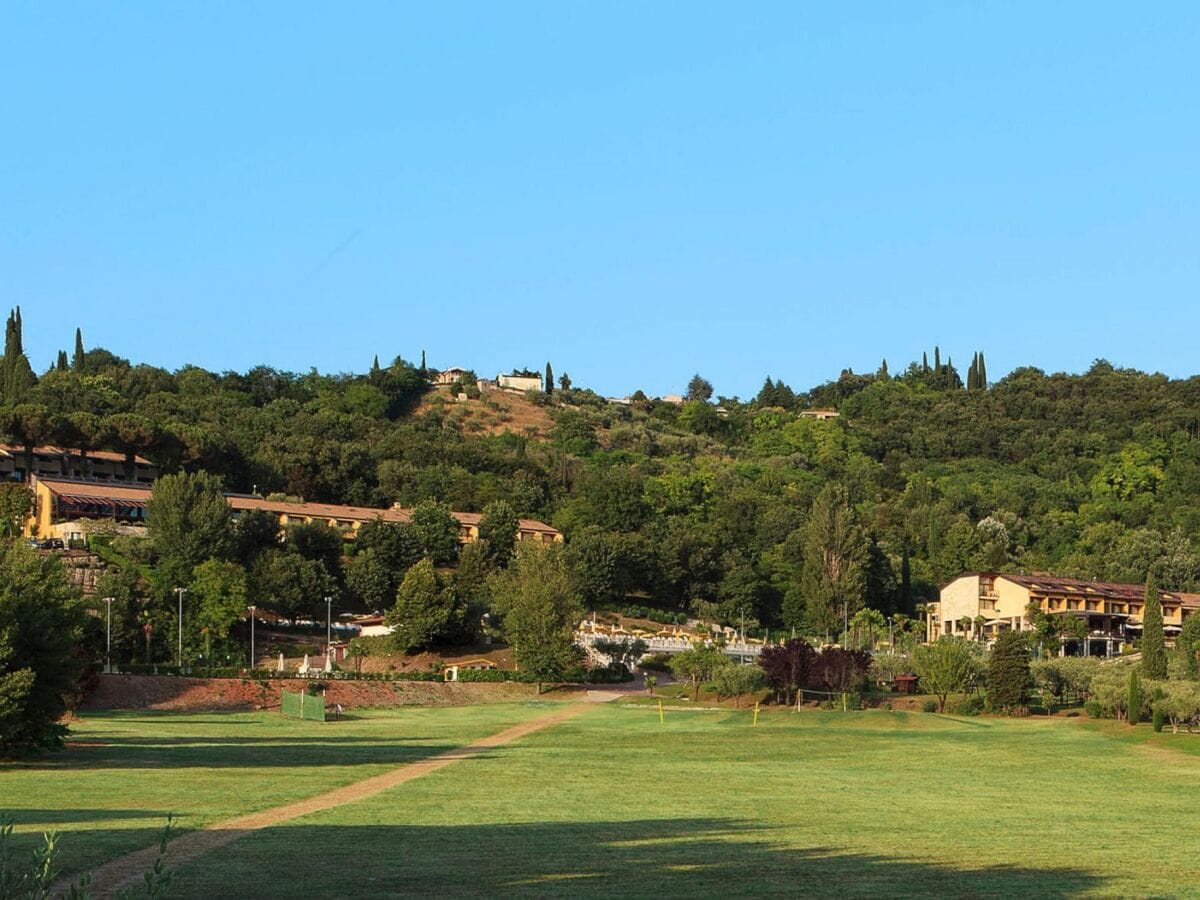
[61,703,594,898]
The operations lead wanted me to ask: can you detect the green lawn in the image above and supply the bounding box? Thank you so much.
[0,703,555,878]
[8,704,1200,896]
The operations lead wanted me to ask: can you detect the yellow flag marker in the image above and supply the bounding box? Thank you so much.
[658,699,664,724]
[753,701,760,727]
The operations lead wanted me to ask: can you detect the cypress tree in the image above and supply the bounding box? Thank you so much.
[1141,574,1167,679]
[900,544,913,615]
[987,631,1032,714]
[72,327,85,370]
[420,350,426,372]
[1128,669,1141,725]
[921,351,929,373]
[545,362,553,395]
[56,350,68,371]
[878,359,889,380]
[370,354,380,375]
[934,345,941,371]
[978,352,987,390]
[1,307,37,405]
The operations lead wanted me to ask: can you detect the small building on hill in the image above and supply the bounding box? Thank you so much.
[497,372,542,392]
[434,367,470,386]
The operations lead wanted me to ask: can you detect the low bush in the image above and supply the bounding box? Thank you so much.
[952,695,985,716]
[921,699,938,713]
[1084,699,1103,718]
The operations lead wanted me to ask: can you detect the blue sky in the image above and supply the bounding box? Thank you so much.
[2,4,1197,399]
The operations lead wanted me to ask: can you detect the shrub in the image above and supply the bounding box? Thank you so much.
[952,695,985,716]
[921,698,938,713]
[1084,699,1103,718]
[1153,705,1165,733]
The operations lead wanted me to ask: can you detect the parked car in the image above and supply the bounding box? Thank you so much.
[39,538,65,550]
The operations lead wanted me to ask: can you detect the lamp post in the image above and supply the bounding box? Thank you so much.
[325,596,333,659]
[248,605,256,669]
[888,616,894,655]
[103,596,115,673]
[174,587,187,666]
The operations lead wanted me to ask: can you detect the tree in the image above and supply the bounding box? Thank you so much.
[488,544,582,692]
[912,637,976,713]
[801,485,867,638]
[685,374,714,403]
[987,631,1032,714]
[355,519,423,575]
[545,362,554,396]
[0,483,32,537]
[346,549,394,610]
[1128,669,1142,726]
[346,636,370,675]
[1,308,37,407]
[591,637,647,676]
[147,471,233,570]
[1141,574,1167,680]
[559,373,572,391]
[669,645,730,700]
[56,349,68,371]
[713,665,766,707]
[386,558,459,652]
[190,559,249,660]
[409,500,459,566]
[815,647,872,697]
[1178,613,1200,679]
[249,550,336,619]
[0,544,84,753]
[72,328,85,371]
[757,638,818,705]
[478,500,518,569]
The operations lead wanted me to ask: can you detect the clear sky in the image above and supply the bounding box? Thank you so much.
[2,4,1197,399]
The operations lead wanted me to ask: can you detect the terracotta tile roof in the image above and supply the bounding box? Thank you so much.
[35,478,560,537]
[998,572,1200,607]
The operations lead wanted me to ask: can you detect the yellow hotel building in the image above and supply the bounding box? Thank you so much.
[928,572,1200,657]
[26,476,562,547]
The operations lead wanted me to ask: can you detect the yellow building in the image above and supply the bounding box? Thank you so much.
[928,572,1200,656]
[26,476,563,546]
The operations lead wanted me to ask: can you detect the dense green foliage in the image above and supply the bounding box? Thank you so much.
[11,314,1200,661]
[0,544,84,753]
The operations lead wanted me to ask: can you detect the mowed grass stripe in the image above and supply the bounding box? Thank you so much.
[167,705,1200,898]
[1,703,563,880]
[67,703,594,897]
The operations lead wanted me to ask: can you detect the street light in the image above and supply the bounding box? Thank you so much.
[102,596,115,673]
[174,587,187,667]
[248,605,256,669]
[325,596,333,659]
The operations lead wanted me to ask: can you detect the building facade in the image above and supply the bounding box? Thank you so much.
[26,476,563,547]
[0,444,156,484]
[928,572,1200,656]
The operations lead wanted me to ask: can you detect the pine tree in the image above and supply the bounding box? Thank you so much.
[545,362,553,395]
[1142,574,1167,679]
[72,327,85,370]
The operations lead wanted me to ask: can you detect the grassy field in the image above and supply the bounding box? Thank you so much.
[7,703,1200,896]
